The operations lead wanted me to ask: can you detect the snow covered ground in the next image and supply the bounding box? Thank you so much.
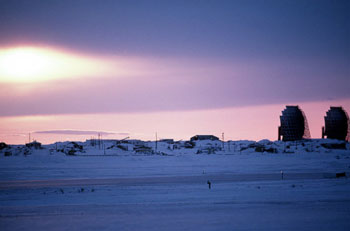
[0,139,350,230]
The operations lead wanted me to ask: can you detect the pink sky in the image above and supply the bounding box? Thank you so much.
[1,98,349,144]
[0,2,349,144]
[0,46,349,144]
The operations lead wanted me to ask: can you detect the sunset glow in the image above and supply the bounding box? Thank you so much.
[0,1,348,143]
[0,46,113,83]
[0,1,349,228]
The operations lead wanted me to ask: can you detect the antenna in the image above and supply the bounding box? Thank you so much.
[222,132,224,150]
[155,132,158,152]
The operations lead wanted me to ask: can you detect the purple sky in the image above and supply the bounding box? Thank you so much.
[0,0,349,143]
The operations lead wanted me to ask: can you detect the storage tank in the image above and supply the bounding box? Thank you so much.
[322,107,349,141]
[278,106,311,141]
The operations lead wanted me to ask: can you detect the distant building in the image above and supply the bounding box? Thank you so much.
[278,106,311,141]
[190,135,219,142]
[133,145,153,154]
[159,139,174,144]
[322,107,349,141]
[25,140,42,149]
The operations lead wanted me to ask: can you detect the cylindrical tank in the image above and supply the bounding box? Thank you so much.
[279,106,311,141]
[323,107,349,141]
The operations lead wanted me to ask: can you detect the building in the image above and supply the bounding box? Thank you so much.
[190,135,219,142]
[278,106,311,141]
[322,107,349,141]
[25,140,42,149]
[159,139,174,144]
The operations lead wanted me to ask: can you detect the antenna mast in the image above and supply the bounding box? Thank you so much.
[222,132,224,150]
[155,132,158,152]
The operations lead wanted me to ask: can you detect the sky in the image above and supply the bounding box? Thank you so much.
[0,0,349,144]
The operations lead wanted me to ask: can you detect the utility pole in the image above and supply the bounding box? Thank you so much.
[155,132,158,152]
[222,132,224,150]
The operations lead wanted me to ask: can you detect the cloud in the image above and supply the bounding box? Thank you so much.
[0,54,349,117]
[33,130,128,136]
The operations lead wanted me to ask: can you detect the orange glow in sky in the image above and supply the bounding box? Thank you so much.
[0,1,348,145]
[0,46,115,83]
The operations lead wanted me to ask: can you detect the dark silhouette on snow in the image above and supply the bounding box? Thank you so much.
[207,180,211,189]
[278,106,311,141]
[322,107,350,141]
[191,135,219,142]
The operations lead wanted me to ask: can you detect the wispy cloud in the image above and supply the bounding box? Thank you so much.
[33,130,128,136]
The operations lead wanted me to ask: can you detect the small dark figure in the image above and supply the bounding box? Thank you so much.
[281,171,284,180]
[207,180,211,189]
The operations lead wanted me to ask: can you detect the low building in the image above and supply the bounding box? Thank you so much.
[25,141,42,149]
[190,135,219,142]
[134,145,153,154]
[159,139,174,144]
[121,139,144,146]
